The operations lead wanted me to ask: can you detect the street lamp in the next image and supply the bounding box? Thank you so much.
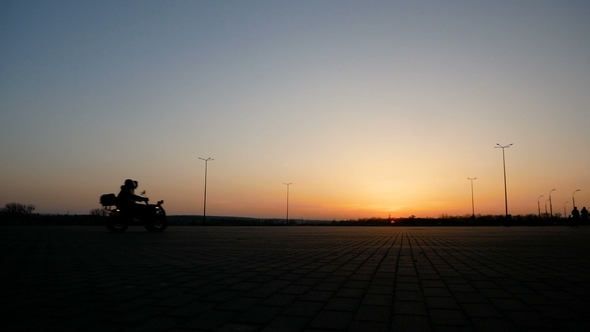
[283,183,292,224]
[549,189,556,217]
[467,177,477,218]
[199,157,213,223]
[573,189,581,209]
[537,195,544,218]
[495,143,512,217]
[545,199,550,218]
[564,201,569,219]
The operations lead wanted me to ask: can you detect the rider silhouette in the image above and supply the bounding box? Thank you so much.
[117,179,148,216]
[571,206,580,228]
[581,207,588,226]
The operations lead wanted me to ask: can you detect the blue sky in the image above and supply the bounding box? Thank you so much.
[1,1,589,218]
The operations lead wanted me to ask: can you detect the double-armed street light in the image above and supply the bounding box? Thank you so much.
[283,183,292,224]
[549,189,556,217]
[573,189,581,209]
[467,177,477,218]
[199,157,214,223]
[537,195,544,218]
[495,143,512,217]
[545,199,550,218]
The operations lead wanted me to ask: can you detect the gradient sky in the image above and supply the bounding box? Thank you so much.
[1,1,589,219]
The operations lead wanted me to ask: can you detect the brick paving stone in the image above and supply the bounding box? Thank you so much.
[392,315,432,331]
[479,288,514,299]
[395,290,424,302]
[3,226,590,331]
[309,310,354,330]
[335,287,366,298]
[361,293,392,306]
[109,305,170,325]
[490,298,532,311]
[461,303,503,318]
[157,294,201,307]
[325,297,361,311]
[261,293,298,307]
[426,296,461,310]
[353,305,390,322]
[532,304,581,320]
[128,316,186,332]
[504,310,557,329]
[395,274,418,283]
[282,300,324,317]
[397,282,421,291]
[301,290,334,302]
[182,310,238,330]
[313,282,341,292]
[423,287,453,297]
[216,323,260,332]
[165,301,215,318]
[514,293,554,307]
[394,301,428,315]
[430,309,471,326]
[367,284,394,295]
[448,284,477,293]
[260,316,312,332]
[348,320,389,332]
[471,318,519,332]
[422,280,447,288]
[84,322,127,332]
[234,305,283,325]
[203,290,241,303]
[281,285,311,295]
[218,296,262,311]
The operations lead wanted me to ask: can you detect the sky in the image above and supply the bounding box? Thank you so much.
[1,0,589,219]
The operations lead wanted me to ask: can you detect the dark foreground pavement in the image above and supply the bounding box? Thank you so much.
[1,226,589,332]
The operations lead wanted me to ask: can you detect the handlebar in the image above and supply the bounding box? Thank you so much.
[142,198,164,206]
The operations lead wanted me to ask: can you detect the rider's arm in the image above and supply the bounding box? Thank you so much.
[131,194,148,202]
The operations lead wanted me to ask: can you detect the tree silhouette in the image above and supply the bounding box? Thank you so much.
[1,202,36,221]
[90,208,107,217]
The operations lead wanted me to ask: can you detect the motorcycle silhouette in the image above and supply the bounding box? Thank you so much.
[99,192,167,232]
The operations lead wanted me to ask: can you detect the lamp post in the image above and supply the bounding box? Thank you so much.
[283,183,292,225]
[549,189,556,218]
[537,195,544,218]
[573,189,581,209]
[564,201,569,219]
[545,199,549,218]
[467,177,477,218]
[495,143,512,217]
[199,157,213,223]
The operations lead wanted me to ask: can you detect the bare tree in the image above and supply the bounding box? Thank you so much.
[90,208,107,217]
[1,203,36,221]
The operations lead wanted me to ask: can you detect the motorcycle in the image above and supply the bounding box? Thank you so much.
[99,192,168,233]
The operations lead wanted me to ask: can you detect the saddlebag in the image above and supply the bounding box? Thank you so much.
[100,193,118,206]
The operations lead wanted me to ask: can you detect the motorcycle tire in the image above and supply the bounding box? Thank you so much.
[145,216,167,232]
[105,216,129,233]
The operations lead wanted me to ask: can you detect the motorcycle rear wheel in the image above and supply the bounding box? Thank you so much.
[106,216,129,233]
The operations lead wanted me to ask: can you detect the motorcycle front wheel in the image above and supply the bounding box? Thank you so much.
[145,216,167,232]
[105,216,129,233]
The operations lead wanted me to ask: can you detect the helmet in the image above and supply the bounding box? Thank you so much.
[124,179,134,188]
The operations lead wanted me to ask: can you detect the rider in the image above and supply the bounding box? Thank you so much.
[117,179,148,216]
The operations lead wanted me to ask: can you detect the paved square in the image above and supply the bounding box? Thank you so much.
[1,226,589,331]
